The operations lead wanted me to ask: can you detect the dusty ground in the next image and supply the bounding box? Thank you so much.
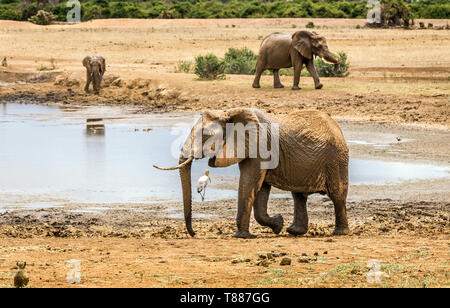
[0,18,449,288]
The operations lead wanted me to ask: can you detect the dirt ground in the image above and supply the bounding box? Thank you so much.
[0,18,449,288]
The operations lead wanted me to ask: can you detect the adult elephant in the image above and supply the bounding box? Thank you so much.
[252,31,339,90]
[154,108,349,239]
[82,55,106,95]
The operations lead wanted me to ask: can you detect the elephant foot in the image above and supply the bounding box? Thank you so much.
[233,230,256,239]
[315,83,323,90]
[84,88,90,93]
[286,224,308,236]
[274,84,284,89]
[333,226,349,236]
[291,86,301,91]
[270,214,284,234]
[252,83,261,89]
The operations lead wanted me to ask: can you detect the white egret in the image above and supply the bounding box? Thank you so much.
[197,170,211,201]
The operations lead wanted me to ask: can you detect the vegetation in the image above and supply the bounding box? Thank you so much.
[305,21,315,29]
[315,51,350,77]
[0,0,448,22]
[37,58,58,71]
[367,0,415,28]
[28,9,56,25]
[188,48,349,79]
[223,47,258,75]
[176,60,193,73]
[194,53,225,80]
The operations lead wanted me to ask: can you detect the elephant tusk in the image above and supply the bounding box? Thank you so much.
[153,156,194,170]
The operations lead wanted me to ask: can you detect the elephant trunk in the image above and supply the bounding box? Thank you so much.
[323,51,338,64]
[153,117,202,237]
[91,65,103,94]
[179,156,195,237]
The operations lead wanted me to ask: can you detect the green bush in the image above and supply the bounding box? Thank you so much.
[305,21,315,28]
[0,0,447,22]
[28,10,56,25]
[176,60,193,73]
[194,54,225,80]
[223,47,258,75]
[0,8,21,20]
[315,51,350,77]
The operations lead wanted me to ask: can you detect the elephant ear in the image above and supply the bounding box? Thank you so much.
[213,109,259,168]
[99,57,106,75]
[292,32,312,59]
[82,56,92,70]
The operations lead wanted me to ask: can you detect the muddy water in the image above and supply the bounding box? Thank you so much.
[0,103,449,209]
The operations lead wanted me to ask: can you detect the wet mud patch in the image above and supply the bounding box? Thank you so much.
[0,198,447,239]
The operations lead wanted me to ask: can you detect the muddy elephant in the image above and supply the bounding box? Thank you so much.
[253,31,339,90]
[154,108,349,239]
[82,55,106,94]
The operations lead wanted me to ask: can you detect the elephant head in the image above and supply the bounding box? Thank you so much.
[154,108,276,237]
[292,31,339,69]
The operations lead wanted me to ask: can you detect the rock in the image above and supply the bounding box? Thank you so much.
[258,253,267,259]
[267,253,274,260]
[280,257,291,266]
[314,252,319,257]
[298,257,309,263]
[257,260,269,267]
[323,251,328,255]
[301,253,307,257]
[110,78,123,87]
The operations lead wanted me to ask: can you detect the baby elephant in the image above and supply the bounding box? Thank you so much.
[82,55,106,94]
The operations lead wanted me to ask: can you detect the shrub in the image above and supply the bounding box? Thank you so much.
[28,10,56,25]
[315,51,350,77]
[176,60,193,73]
[0,0,448,22]
[37,58,57,71]
[194,54,225,80]
[223,47,258,75]
[305,21,315,29]
[0,8,21,20]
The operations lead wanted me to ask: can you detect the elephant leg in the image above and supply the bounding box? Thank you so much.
[292,61,302,90]
[290,51,302,90]
[328,188,349,235]
[253,182,284,234]
[252,63,264,88]
[233,160,267,239]
[306,59,323,89]
[85,70,91,93]
[273,69,284,88]
[287,192,308,235]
